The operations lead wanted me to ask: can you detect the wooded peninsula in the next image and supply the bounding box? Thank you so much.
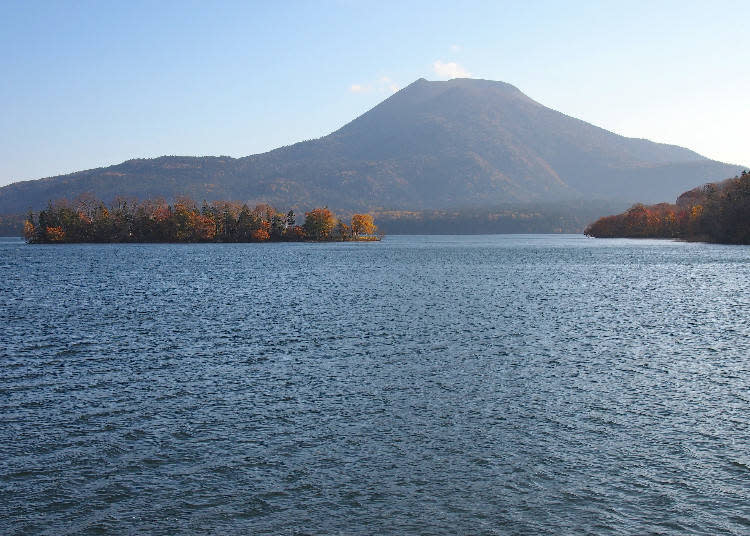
[584,171,750,244]
[23,197,379,244]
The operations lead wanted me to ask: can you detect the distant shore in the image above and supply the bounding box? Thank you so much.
[584,171,750,245]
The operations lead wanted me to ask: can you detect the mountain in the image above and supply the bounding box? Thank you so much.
[0,78,744,216]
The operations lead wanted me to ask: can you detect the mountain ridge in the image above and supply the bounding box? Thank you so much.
[0,78,744,216]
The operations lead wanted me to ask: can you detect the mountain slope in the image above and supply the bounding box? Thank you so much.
[0,78,743,214]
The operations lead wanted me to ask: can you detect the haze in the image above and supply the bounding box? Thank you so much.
[1,0,748,187]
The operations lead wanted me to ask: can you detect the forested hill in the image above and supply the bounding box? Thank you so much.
[0,78,744,218]
[584,171,750,244]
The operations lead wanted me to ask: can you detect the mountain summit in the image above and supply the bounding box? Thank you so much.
[0,78,743,214]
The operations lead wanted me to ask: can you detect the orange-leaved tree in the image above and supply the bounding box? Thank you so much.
[251,221,271,241]
[351,214,376,237]
[45,226,65,242]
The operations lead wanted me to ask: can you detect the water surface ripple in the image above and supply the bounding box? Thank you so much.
[1,235,749,534]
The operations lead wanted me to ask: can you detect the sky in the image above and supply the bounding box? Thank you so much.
[1,0,748,187]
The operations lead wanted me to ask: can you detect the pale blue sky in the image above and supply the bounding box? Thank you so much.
[1,0,748,187]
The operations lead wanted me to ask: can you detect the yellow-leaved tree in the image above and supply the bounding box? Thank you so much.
[351,214,376,237]
[303,208,336,240]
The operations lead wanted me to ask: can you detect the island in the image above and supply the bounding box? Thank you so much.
[584,171,750,244]
[23,197,379,244]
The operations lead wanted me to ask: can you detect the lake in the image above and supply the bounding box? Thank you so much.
[1,235,749,534]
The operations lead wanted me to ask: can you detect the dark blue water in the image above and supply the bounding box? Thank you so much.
[1,235,749,535]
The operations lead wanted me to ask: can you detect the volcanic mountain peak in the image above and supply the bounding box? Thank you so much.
[0,78,744,216]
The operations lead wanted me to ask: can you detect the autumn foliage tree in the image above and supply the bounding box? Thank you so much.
[351,214,377,236]
[24,196,380,244]
[303,208,337,240]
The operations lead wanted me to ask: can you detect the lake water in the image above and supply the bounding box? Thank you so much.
[1,235,749,535]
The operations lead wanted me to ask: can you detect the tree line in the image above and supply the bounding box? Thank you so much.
[584,171,750,244]
[23,196,378,244]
